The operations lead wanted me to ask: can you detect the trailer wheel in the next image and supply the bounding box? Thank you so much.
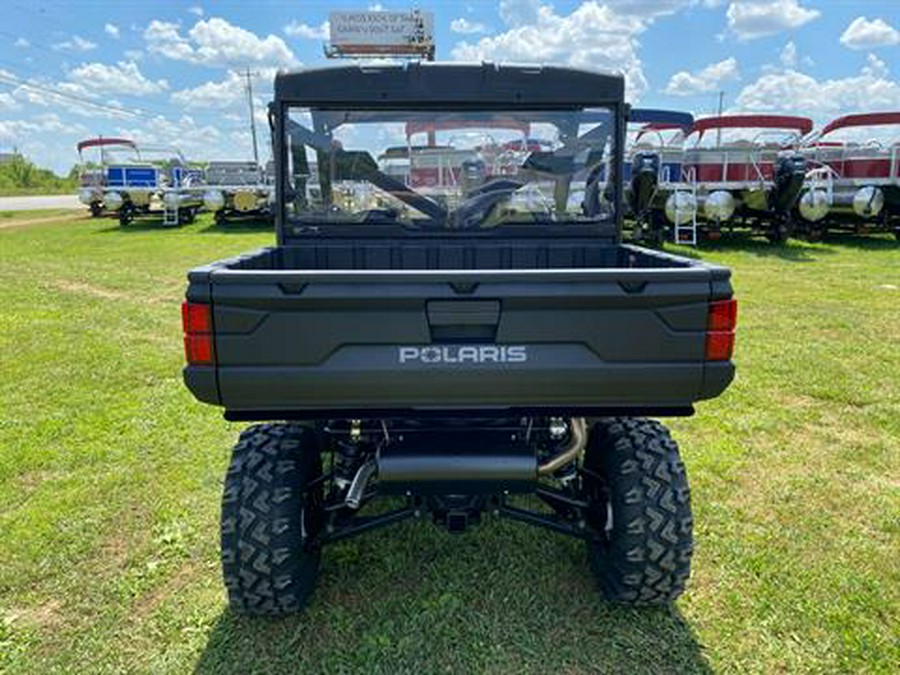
[645,214,666,248]
[89,202,104,218]
[179,208,196,225]
[118,204,134,227]
[582,418,693,605]
[221,423,324,615]
[804,224,825,242]
[214,210,227,226]
[765,217,791,244]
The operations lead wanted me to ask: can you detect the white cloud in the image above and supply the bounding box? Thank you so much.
[8,81,135,122]
[779,41,797,68]
[144,21,193,61]
[665,57,740,95]
[104,23,120,39]
[115,115,224,157]
[68,61,169,96]
[499,0,543,27]
[452,2,649,99]
[596,0,700,18]
[0,92,20,111]
[53,35,98,52]
[144,17,298,68]
[171,68,276,110]
[726,1,820,41]
[14,37,29,48]
[284,20,329,39]
[188,5,204,17]
[0,114,89,146]
[840,17,900,50]
[764,40,813,72]
[124,49,144,61]
[862,53,889,79]
[499,0,716,22]
[735,57,900,116]
[113,114,267,165]
[451,18,488,35]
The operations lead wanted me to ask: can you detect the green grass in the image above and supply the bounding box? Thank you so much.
[0,209,84,222]
[0,216,898,674]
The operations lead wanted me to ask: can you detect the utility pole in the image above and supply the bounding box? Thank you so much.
[242,68,260,166]
[716,90,725,146]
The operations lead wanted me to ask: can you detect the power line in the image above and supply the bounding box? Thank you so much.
[0,72,148,120]
[0,41,275,124]
[0,64,274,161]
[0,65,271,127]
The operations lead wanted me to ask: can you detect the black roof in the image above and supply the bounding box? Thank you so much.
[274,62,624,108]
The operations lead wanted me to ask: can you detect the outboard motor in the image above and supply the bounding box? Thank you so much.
[770,154,806,214]
[766,154,806,242]
[629,151,660,217]
[460,158,487,195]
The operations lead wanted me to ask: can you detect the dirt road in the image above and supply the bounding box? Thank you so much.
[0,195,81,211]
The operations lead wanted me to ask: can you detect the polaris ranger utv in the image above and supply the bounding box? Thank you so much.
[181,63,737,615]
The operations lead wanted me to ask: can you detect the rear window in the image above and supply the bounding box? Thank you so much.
[281,106,618,231]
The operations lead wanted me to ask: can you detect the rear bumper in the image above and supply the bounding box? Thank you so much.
[184,357,734,419]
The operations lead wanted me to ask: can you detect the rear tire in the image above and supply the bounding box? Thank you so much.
[221,423,324,615]
[582,418,693,605]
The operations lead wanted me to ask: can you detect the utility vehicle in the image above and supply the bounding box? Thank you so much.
[181,63,738,615]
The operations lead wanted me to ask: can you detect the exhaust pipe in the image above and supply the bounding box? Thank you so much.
[345,459,377,510]
[537,417,587,476]
[348,418,589,500]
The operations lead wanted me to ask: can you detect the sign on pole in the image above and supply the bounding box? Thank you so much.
[326,10,435,60]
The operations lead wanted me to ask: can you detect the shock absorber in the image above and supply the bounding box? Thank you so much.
[334,420,366,490]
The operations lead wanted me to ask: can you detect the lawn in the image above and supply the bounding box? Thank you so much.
[0,215,897,674]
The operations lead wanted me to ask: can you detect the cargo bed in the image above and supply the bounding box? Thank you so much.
[183,239,734,418]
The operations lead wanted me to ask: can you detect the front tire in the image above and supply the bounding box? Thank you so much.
[582,418,693,605]
[221,423,324,615]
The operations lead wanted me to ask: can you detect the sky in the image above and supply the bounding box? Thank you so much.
[0,0,898,174]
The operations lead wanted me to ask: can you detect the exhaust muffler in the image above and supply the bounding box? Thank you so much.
[370,418,587,495]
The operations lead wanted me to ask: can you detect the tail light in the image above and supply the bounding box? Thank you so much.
[182,301,214,365]
[705,298,737,361]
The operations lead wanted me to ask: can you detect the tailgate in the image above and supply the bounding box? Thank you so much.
[185,264,734,415]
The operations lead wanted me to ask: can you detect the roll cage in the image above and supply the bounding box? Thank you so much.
[269,62,626,244]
